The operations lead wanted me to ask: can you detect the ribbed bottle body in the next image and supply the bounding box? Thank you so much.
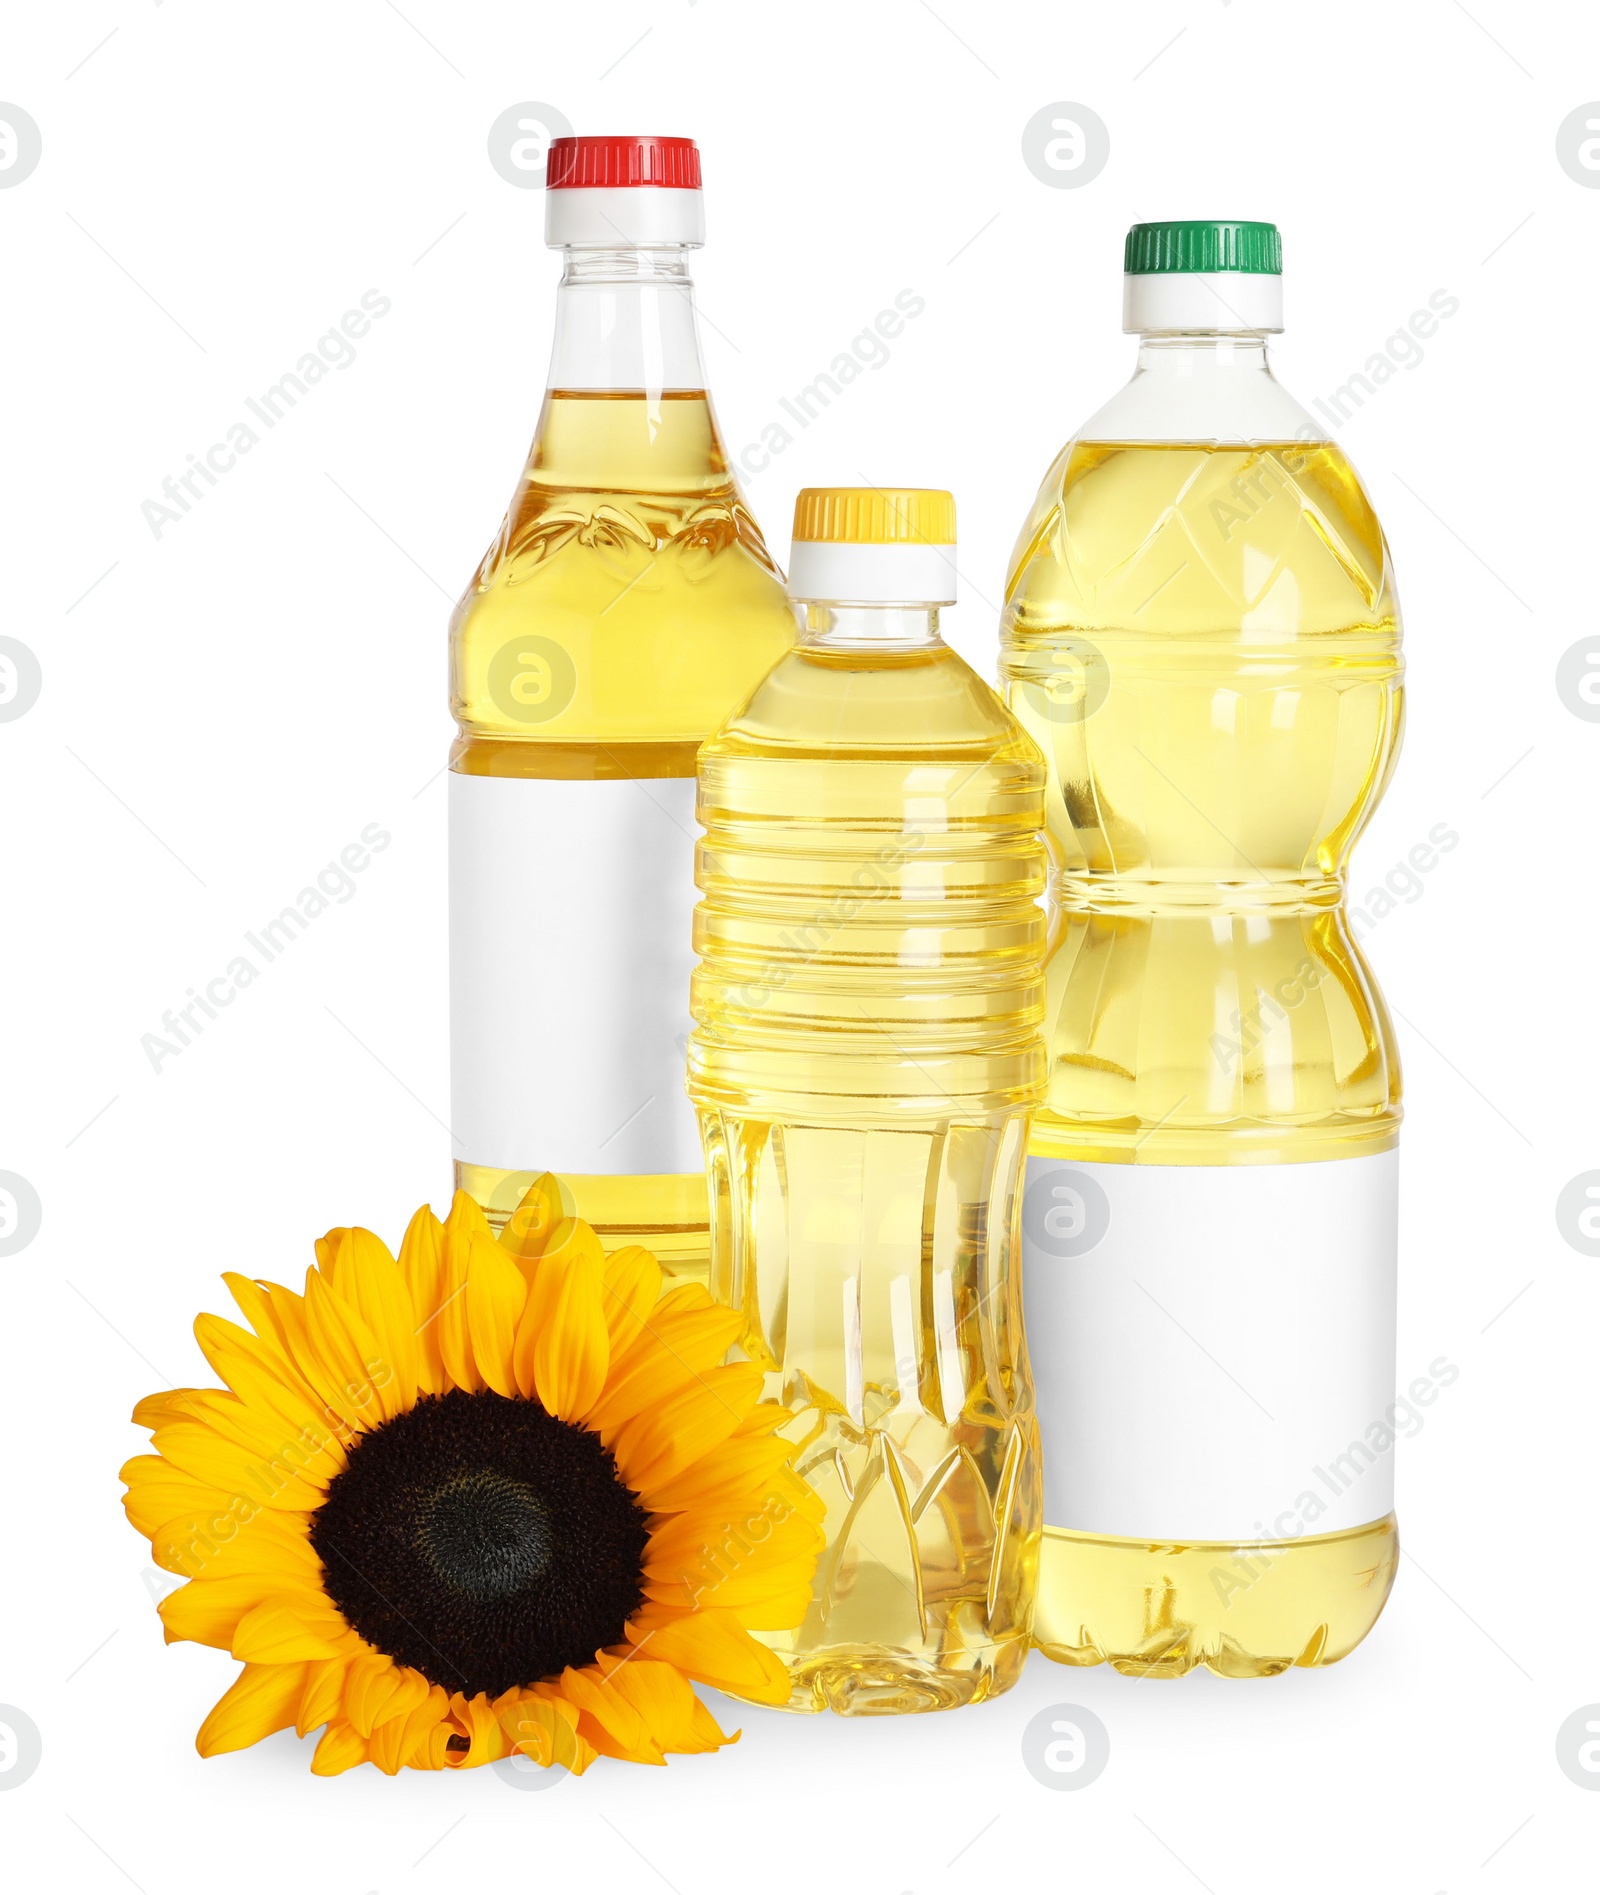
[690,633,1048,1712]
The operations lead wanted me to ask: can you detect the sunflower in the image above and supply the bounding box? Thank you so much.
[120,1180,821,1774]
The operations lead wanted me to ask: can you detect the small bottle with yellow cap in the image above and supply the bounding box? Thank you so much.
[688,488,1048,1713]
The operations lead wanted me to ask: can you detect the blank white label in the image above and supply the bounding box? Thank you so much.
[448,771,701,1176]
[1021,1151,1398,1541]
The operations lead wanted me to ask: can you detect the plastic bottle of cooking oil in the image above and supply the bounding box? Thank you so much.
[1000,222,1404,1678]
[690,489,1047,1714]
[448,136,795,1277]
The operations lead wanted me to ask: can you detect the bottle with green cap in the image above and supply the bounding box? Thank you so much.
[1000,222,1405,1678]
[690,489,1048,1714]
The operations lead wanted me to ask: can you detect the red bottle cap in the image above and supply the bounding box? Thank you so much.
[546,136,702,191]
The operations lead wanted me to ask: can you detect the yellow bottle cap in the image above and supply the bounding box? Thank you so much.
[788,488,958,604]
[792,487,957,547]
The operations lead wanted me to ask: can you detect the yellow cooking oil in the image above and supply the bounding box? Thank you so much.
[450,387,795,1274]
[1002,436,1403,1677]
[690,489,1048,1713]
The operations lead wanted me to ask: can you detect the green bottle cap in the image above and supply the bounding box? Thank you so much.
[1124,221,1282,276]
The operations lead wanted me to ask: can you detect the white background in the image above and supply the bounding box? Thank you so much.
[4,2,1598,1889]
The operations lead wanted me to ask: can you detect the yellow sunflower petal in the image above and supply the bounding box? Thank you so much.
[121,1450,204,1493]
[368,1685,449,1775]
[648,1550,822,1623]
[132,1390,205,1431]
[447,1188,493,1245]
[644,1500,818,1576]
[625,1607,792,1705]
[400,1688,455,1769]
[398,1204,449,1396]
[498,1174,562,1275]
[121,1460,237,1541]
[642,1432,804,1515]
[597,1284,741,1383]
[221,1273,304,1373]
[561,1356,670,1439]
[296,1656,351,1736]
[608,1282,735,1374]
[584,1303,744,1436]
[551,1664,658,1763]
[653,1279,727,1319]
[436,1194,487,1392]
[599,1245,665,1359]
[506,1687,595,1775]
[195,1661,308,1757]
[232,1594,357,1664]
[512,1219,608,1418]
[611,1362,767,1495]
[648,1484,820,1554]
[193,1313,345,1450]
[303,1270,407,1431]
[732,1584,818,1632]
[348,1655,434,1740]
[595,1651,736,1755]
[149,1425,325,1514]
[245,1278,362,1443]
[155,1389,345,1491]
[150,1506,319,1585]
[321,1227,422,1409]
[161,1573,319,1650]
[445,1692,511,1767]
[643,1504,823,1620]
[314,1227,351,1272]
[689,1694,736,1749]
[341,1651,413,1738]
[465,1233,529,1399]
[310,1720,369,1775]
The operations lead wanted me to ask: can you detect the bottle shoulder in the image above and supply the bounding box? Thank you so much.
[704,641,1044,769]
[455,480,786,612]
[449,498,795,747]
[1003,437,1400,643]
[1076,359,1319,446]
[447,389,798,746]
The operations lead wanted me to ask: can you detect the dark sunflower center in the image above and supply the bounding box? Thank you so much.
[422,1471,553,1600]
[309,1387,650,1699]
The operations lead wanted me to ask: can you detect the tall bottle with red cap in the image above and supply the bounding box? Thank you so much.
[448,136,795,1274]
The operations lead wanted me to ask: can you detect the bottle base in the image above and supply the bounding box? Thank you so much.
[769,1637,1030,1716]
[454,1162,709,1282]
[1032,1514,1398,1678]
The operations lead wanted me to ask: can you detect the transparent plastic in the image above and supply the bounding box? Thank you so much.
[450,246,796,1274]
[1000,332,1404,1677]
[690,602,1048,1712]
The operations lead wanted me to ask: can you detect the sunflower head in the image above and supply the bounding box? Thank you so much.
[121,1181,821,1774]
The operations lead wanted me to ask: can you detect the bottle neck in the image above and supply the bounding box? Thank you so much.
[799,603,944,650]
[1132,332,1273,377]
[546,245,707,392]
[1078,329,1315,445]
